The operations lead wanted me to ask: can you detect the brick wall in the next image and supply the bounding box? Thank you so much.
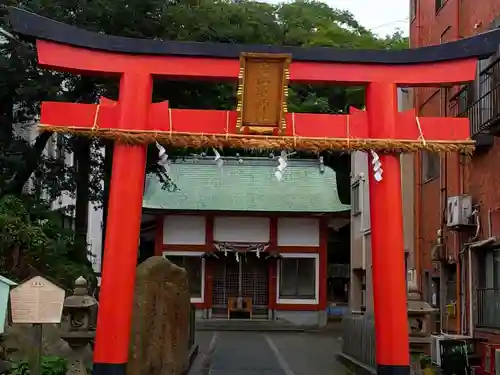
[412,0,500,334]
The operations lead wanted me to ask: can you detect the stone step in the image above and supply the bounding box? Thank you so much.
[195,319,313,332]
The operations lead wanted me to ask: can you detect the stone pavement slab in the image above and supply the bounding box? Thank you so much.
[210,332,285,375]
[267,331,345,375]
[189,330,345,375]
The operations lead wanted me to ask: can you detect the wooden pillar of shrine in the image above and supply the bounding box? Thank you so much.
[366,82,410,375]
[93,73,152,375]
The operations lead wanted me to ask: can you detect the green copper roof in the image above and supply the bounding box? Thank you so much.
[142,158,350,213]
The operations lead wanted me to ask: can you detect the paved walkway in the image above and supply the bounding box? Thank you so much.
[189,330,345,375]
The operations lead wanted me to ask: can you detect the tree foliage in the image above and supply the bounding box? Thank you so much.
[0,195,94,287]
[0,0,408,284]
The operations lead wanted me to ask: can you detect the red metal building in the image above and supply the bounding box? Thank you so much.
[411,0,500,342]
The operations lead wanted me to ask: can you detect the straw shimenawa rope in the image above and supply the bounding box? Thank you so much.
[38,124,475,154]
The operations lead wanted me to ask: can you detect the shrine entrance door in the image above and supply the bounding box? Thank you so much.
[212,253,269,318]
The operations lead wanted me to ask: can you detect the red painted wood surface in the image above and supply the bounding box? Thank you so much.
[92,73,151,365]
[367,82,410,367]
[37,40,477,85]
[156,214,326,310]
[41,101,470,142]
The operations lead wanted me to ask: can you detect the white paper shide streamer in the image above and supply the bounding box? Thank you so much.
[370,150,383,182]
[156,142,170,173]
[275,151,288,181]
[213,148,224,169]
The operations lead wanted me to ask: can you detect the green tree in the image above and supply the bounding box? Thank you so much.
[0,195,94,287]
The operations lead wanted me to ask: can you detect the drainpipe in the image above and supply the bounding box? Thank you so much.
[414,0,422,292]
[455,0,464,334]
[468,247,473,336]
[454,152,461,334]
[414,109,422,291]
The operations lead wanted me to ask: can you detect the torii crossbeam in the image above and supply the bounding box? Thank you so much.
[8,7,500,375]
[41,101,471,152]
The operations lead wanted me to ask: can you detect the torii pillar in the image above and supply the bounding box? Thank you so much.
[366,82,408,374]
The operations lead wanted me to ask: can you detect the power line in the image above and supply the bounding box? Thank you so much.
[369,17,409,31]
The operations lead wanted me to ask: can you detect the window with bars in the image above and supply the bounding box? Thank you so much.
[445,268,457,304]
[279,258,316,299]
[351,181,361,215]
[422,151,440,182]
[435,0,444,13]
[165,255,203,298]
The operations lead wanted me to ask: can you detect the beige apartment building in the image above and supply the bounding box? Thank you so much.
[349,88,415,312]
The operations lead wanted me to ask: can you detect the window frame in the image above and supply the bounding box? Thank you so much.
[493,249,500,289]
[422,151,440,183]
[163,251,205,304]
[276,253,319,305]
[351,180,361,216]
[435,0,446,14]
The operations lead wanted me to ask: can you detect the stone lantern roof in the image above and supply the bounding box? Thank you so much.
[63,276,97,309]
[407,283,437,313]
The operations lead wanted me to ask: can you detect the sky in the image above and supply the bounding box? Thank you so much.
[265,0,410,37]
[325,0,409,37]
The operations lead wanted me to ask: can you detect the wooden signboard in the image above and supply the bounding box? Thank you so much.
[10,276,65,324]
[236,53,291,135]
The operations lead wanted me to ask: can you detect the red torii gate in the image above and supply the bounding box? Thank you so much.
[9,7,500,375]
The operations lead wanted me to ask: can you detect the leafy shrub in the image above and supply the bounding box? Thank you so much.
[7,356,67,375]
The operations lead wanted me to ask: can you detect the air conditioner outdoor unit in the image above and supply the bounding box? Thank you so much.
[362,233,371,270]
[447,195,473,227]
[431,334,445,366]
[431,334,472,367]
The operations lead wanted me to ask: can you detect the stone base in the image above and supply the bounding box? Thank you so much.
[337,352,376,375]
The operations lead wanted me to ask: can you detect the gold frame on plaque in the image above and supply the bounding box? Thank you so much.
[236,53,291,135]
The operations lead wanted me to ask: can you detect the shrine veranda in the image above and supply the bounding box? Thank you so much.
[8,6,500,375]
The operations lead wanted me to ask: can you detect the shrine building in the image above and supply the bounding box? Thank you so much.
[141,156,349,327]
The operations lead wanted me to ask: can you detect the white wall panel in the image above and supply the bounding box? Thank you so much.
[163,215,206,245]
[277,218,319,247]
[214,216,270,243]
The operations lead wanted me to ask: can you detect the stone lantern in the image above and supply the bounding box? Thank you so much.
[408,283,437,337]
[60,277,98,375]
[407,282,437,361]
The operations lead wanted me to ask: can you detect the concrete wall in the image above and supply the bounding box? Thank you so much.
[274,310,327,327]
[349,150,372,312]
[349,88,414,312]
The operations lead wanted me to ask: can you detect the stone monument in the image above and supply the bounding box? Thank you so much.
[127,256,191,375]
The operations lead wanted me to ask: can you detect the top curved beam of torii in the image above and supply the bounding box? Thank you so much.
[5,7,500,86]
[7,7,500,65]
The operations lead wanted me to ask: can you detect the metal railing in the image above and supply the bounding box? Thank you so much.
[454,57,500,136]
[341,313,376,369]
[476,288,500,329]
